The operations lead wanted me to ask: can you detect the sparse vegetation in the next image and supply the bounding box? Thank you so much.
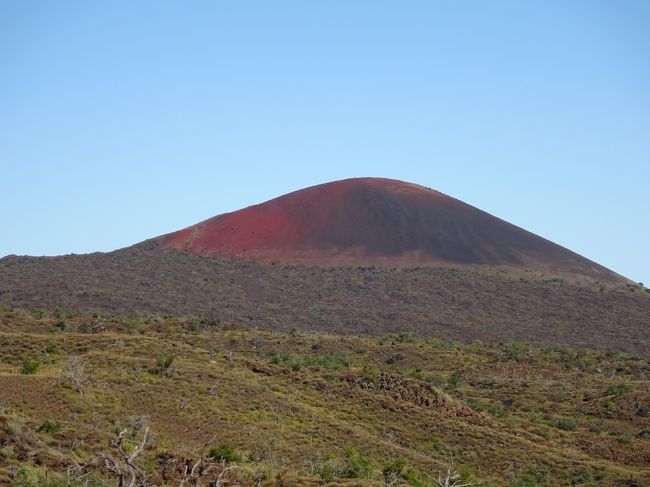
[0,307,648,486]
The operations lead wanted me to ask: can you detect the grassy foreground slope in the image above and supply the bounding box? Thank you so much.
[1,247,649,355]
[0,307,648,486]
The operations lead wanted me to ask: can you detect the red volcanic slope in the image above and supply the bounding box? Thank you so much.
[154,177,625,282]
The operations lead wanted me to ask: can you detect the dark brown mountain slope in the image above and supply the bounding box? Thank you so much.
[155,178,627,283]
[0,246,648,355]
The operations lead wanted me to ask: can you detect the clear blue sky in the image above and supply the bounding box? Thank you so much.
[1,1,649,283]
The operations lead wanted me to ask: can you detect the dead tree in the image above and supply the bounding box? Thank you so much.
[384,471,402,487]
[432,460,480,487]
[178,396,190,411]
[90,316,107,333]
[79,426,151,487]
[60,355,92,395]
[207,379,219,395]
[171,434,239,487]
[178,458,238,487]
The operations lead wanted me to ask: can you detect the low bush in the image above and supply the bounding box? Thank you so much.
[20,358,40,375]
[383,457,422,486]
[512,466,548,486]
[385,352,406,364]
[0,445,14,458]
[606,383,632,397]
[269,352,351,371]
[209,443,240,462]
[362,363,380,383]
[555,418,577,431]
[314,457,341,482]
[37,420,62,436]
[149,355,175,375]
[340,447,373,479]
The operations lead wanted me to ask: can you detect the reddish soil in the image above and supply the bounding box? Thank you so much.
[154,177,625,282]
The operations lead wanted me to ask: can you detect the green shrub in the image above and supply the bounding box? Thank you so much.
[602,399,616,412]
[618,435,632,445]
[209,443,240,462]
[37,420,62,436]
[502,343,525,361]
[606,383,632,397]
[467,398,485,412]
[157,355,174,369]
[383,458,422,486]
[531,428,550,440]
[446,373,462,390]
[386,352,406,364]
[570,468,593,485]
[20,358,40,375]
[410,368,423,379]
[392,332,416,343]
[488,404,508,418]
[6,416,25,435]
[555,418,577,431]
[429,434,446,453]
[0,445,13,458]
[512,466,548,486]
[362,364,380,383]
[270,352,351,371]
[304,352,351,370]
[15,464,105,487]
[314,457,341,482]
[341,447,373,479]
[149,355,175,375]
[29,308,46,320]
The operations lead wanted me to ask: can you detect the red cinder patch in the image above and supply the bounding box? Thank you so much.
[153,177,623,281]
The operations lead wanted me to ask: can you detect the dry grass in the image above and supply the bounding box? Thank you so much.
[0,307,648,486]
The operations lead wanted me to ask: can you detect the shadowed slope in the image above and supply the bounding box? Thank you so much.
[155,177,625,282]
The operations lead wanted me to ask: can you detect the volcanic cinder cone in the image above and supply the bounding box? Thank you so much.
[153,177,626,282]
